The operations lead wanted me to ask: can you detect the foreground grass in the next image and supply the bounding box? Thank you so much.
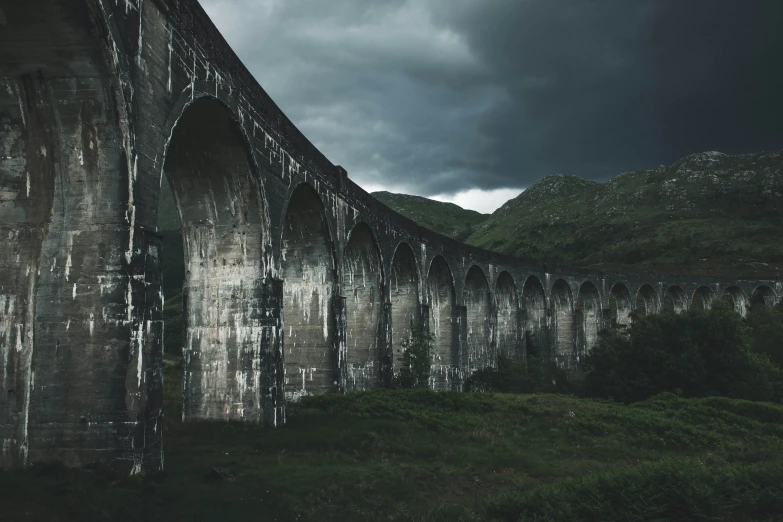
[2,358,783,521]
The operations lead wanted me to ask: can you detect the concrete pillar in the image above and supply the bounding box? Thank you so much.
[381,301,393,388]
[455,304,468,387]
[335,295,347,392]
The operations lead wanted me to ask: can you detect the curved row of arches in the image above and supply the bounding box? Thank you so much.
[159,99,781,408]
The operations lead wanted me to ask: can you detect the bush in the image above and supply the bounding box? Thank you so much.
[464,354,577,395]
[746,302,783,367]
[581,299,783,403]
[393,325,433,389]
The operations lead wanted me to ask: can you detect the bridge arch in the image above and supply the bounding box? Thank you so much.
[635,284,660,316]
[750,285,777,308]
[550,279,575,368]
[163,97,271,421]
[663,285,688,314]
[280,183,338,400]
[522,276,548,359]
[722,286,748,317]
[464,266,492,372]
[576,281,601,357]
[609,283,633,328]
[495,272,521,361]
[389,242,420,375]
[428,256,457,390]
[691,286,716,310]
[343,221,384,390]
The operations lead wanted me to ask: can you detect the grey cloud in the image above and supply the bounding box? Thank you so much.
[202,0,783,196]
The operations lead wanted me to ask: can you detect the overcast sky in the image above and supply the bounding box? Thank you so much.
[202,0,783,213]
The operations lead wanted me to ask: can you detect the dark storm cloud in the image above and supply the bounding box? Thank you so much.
[202,0,783,197]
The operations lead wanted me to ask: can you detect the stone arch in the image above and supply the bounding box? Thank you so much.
[609,283,633,328]
[550,279,575,368]
[663,285,688,314]
[428,256,457,390]
[280,183,338,400]
[722,286,748,317]
[522,276,547,358]
[750,285,777,308]
[389,242,420,375]
[495,272,521,361]
[635,284,660,316]
[691,286,716,310]
[343,222,384,390]
[464,266,492,372]
[576,281,601,357]
[163,97,271,422]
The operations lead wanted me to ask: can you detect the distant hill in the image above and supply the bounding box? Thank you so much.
[372,191,489,242]
[466,150,783,277]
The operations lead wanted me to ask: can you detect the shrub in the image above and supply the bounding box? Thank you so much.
[464,354,576,394]
[746,302,783,367]
[393,325,433,389]
[581,299,782,403]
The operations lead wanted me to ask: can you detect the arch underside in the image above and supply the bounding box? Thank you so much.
[664,286,688,314]
[635,285,660,316]
[464,267,492,373]
[551,280,575,369]
[751,285,777,308]
[692,286,715,310]
[576,282,601,358]
[390,244,419,376]
[428,257,457,390]
[166,99,272,422]
[343,223,383,391]
[610,284,632,328]
[281,185,337,400]
[522,277,547,359]
[496,273,520,361]
[723,286,748,317]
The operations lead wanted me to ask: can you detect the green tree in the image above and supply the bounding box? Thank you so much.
[581,299,781,403]
[746,302,783,367]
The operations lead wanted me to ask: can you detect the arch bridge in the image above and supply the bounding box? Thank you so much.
[0,0,779,472]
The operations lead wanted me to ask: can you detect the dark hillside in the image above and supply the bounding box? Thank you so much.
[372,191,489,241]
[466,149,783,276]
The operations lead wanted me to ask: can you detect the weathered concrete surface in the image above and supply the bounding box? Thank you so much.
[464,266,492,373]
[389,243,419,376]
[495,272,521,361]
[281,184,337,400]
[576,282,601,361]
[427,256,457,390]
[342,223,383,391]
[1,0,781,472]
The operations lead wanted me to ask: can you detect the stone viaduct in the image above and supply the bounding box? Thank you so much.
[1,0,780,474]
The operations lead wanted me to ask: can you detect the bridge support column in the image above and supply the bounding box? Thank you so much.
[335,295,347,393]
[488,299,498,369]
[517,309,526,361]
[382,301,393,388]
[455,305,468,388]
[261,278,284,427]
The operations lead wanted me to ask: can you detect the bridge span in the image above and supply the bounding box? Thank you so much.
[0,0,779,472]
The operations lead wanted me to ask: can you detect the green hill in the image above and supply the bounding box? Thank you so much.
[464,149,783,276]
[372,191,489,242]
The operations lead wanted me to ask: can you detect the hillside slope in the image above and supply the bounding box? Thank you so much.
[372,191,489,241]
[466,150,783,276]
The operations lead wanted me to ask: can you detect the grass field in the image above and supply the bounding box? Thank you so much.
[1,356,782,521]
